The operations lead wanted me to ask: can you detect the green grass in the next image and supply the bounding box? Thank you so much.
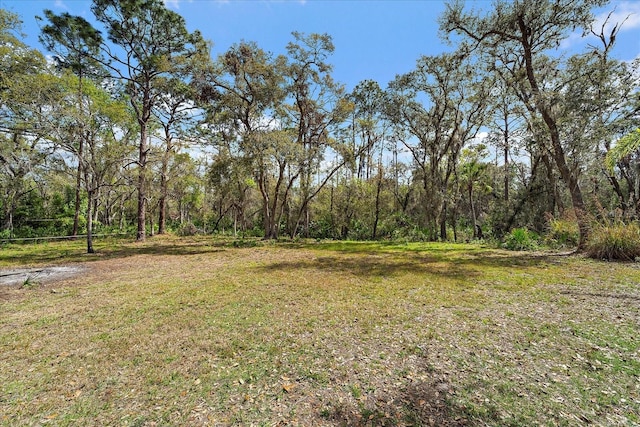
[1,237,639,425]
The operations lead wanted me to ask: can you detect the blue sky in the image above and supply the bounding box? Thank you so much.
[3,0,640,91]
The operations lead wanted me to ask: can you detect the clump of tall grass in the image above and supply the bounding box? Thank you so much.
[544,212,579,248]
[586,221,640,261]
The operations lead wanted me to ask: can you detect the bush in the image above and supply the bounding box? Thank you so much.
[503,227,539,251]
[545,216,579,248]
[177,222,199,237]
[586,222,640,261]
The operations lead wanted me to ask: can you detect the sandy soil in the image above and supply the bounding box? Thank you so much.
[0,266,86,287]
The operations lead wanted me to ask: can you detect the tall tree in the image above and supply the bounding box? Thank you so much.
[200,41,288,239]
[349,80,387,181]
[458,143,492,238]
[153,30,211,234]
[567,17,639,217]
[0,10,54,236]
[41,0,208,241]
[42,73,131,252]
[441,0,608,248]
[281,32,353,238]
[39,10,103,238]
[386,52,489,240]
[346,80,390,238]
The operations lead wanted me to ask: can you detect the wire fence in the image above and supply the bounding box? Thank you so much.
[0,232,135,244]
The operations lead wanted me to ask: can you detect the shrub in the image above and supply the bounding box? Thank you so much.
[177,222,199,237]
[503,227,539,251]
[586,222,640,261]
[545,216,579,248]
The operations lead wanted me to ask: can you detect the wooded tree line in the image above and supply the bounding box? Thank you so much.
[1,0,639,252]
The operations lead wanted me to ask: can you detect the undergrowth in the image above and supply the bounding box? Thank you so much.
[586,221,640,261]
[502,227,539,251]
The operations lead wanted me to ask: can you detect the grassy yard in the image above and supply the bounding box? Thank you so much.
[1,236,639,426]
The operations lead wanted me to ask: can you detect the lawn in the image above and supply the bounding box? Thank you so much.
[1,236,639,426]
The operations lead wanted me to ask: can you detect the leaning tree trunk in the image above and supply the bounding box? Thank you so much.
[519,18,589,249]
[544,116,588,249]
[372,165,383,240]
[469,183,478,239]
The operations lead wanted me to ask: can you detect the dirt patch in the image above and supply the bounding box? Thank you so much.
[0,265,86,287]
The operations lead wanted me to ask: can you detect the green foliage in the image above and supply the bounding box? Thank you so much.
[176,222,200,237]
[1,0,634,250]
[606,129,640,171]
[392,227,431,243]
[307,218,334,240]
[586,222,640,261]
[231,239,259,248]
[503,228,539,251]
[545,216,579,248]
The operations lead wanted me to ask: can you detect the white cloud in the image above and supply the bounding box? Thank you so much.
[54,0,69,10]
[593,2,640,34]
[163,0,195,9]
[163,0,181,9]
[561,2,640,50]
[474,131,489,141]
[559,32,582,50]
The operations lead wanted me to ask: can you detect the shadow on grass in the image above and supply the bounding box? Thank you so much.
[2,237,563,277]
[256,253,477,280]
[322,377,504,427]
[256,246,556,280]
[0,236,229,266]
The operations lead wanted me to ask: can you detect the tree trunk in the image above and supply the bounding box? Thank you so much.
[541,154,558,216]
[72,71,85,238]
[93,196,99,224]
[148,200,155,237]
[330,184,335,237]
[469,184,477,239]
[119,193,127,232]
[258,167,277,240]
[440,201,447,241]
[158,146,170,234]
[72,148,82,237]
[504,116,509,202]
[233,207,238,237]
[372,167,383,240]
[4,208,13,237]
[86,187,95,254]
[158,192,167,234]
[518,15,588,248]
[304,208,310,238]
[136,123,148,242]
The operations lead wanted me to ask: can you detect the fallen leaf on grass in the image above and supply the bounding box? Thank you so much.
[282,383,296,393]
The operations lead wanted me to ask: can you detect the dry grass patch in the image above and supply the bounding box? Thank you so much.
[1,238,639,426]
